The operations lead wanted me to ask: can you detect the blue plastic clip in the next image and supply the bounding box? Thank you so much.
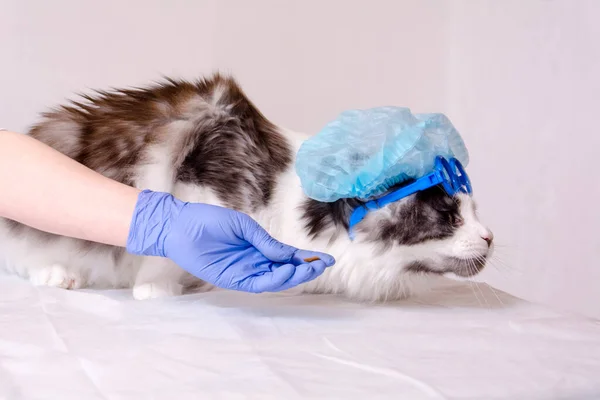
[348,156,472,239]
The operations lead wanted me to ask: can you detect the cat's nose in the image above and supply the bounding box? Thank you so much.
[481,231,494,247]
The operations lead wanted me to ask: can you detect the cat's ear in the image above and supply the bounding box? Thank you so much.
[300,197,357,238]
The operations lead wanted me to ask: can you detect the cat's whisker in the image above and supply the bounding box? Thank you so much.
[488,255,518,274]
[469,280,483,308]
[486,283,506,308]
[461,255,484,307]
[468,258,491,309]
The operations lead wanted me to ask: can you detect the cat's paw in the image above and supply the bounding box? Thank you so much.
[29,264,83,290]
[132,281,183,300]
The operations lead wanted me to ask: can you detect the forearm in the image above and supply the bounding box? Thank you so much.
[0,130,140,247]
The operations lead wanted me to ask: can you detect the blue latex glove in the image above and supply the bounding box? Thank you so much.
[126,190,335,293]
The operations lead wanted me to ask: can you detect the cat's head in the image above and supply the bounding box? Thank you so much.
[303,183,493,280]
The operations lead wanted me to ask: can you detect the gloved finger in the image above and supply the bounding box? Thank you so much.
[240,217,336,267]
[241,218,297,263]
[245,263,296,293]
[292,249,336,268]
[276,260,329,291]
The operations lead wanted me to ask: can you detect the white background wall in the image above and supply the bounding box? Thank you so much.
[444,1,600,319]
[2,0,599,318]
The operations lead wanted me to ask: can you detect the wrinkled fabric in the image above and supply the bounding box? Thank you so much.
[296,107,469,202]
[1,276,599,400]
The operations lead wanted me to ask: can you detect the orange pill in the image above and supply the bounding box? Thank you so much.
[303,256,321,263]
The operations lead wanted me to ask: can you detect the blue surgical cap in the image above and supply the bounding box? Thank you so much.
[295,107,469,202]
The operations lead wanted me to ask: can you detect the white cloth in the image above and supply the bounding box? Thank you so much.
[0,276,598,400]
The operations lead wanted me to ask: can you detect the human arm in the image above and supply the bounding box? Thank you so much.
[0,129,138,246]
[0,130,334,292]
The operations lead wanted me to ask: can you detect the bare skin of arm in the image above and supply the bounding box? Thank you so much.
[0,130,139,246]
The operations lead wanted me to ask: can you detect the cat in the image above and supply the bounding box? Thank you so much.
[0,73,494,301]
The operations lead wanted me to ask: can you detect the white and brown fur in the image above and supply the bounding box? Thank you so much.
[0,74,494,301]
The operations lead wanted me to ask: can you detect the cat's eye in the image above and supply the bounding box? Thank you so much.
[449,214,464,227]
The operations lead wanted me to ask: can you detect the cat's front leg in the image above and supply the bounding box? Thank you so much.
[29,264,85,290]
[132,257,185,300]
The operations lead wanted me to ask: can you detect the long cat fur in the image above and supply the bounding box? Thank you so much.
[0,74,494,301]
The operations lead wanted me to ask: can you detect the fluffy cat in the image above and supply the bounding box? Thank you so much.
[0,74,494,301]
